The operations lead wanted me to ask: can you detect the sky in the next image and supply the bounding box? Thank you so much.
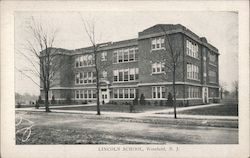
[15,11,238,95]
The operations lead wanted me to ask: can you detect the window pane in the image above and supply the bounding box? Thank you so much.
[119,89,123,98]
[124,50,128,62]
[124,70,129,81]
[124,89,129,98]
[119,71,123,81]
[130,89,135,98]
[113,52,117,63]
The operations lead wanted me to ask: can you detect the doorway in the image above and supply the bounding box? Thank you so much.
[101,89,110,104]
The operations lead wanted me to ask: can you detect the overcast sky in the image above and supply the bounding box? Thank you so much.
[15,11,238,95]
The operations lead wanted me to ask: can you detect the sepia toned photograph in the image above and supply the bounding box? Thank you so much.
[1,1,249,158]
[14,11,239,145]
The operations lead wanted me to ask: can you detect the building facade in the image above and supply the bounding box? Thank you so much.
[41,24,220,106]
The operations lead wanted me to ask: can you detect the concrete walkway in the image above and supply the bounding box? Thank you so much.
[16,103,238,120]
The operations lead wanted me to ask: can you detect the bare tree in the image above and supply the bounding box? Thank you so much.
[219,81,227,99]
[159,25,182,119]
[79,16,101,115]
[16,16,65,112]
[232,80,238,102]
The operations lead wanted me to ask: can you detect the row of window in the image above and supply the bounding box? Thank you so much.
[151,37,165,50]
[75,54,95,67]
[187,63,199,80]
[152,86,166,99]
[75,72,96,84]
[113,47,138,63]
[186,40,199,59]
[152,62,165,74]
[113,68,139,82]
[113,88,138,99]
[75,89,97,99]
[188,87,200,98]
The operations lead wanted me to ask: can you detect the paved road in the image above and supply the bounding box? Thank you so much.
[16,111,238,144]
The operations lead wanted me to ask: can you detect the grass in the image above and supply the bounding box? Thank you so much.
[178,103,238,116]
[53,103,170,113]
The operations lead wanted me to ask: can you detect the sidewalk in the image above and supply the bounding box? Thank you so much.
[16,103,238,120]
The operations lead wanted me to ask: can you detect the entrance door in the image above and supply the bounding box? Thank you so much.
[101,89,110,104]
[202,87,209,104]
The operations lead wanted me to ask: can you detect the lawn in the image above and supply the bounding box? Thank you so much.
[178,103,238,116]
[52,103,170,113]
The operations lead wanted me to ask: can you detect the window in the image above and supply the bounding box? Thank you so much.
[208,70,217,83]
[75,57,79,67]
[113,51,118,63]
[76,72,95,84]
[75,54,95,67]
[101,52,107,61]
[113,88,136,99]
[135,68,139,80]
[152,63,165,74]
[151,37,165,50]
[88,90,92,98]
[114,89,118,98]
[186,40,198,58]
[135,48,139,61]
[119,89,123,98]
[93,90,96,98]
[188,87,200,98]
[84,90,88,98]
[130,89,135,98]
[187,63,199,80]
[75,73,80,84]
[124,69,129,81]
[118,70,123,81]
[101,71,107,79]
[75,90,80,99]
[118,50,123,63]
[124,89,129,98]
[124,49,129,62]
[80,72,83,84]
[88,72,92,83]
[129,48,135,61]
[152,86,165,99]
[129,68,135,81]
[209,52,217,65]
[80,90,84,98]
[113,47,138,64]
[113,70,118,81]
[113,68,139,82]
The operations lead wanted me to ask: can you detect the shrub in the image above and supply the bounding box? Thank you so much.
[154,101,158,106]
[38,96,42,104]
[159,100,163,106]
[66,94,71,104]
[51,95,56,104]
[139,94,146,105]
[16,102,21,108]
[35,101,40,109]
[133,97,139,105]
[147,101,151,106]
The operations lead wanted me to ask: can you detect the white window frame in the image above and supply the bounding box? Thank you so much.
[101,51,107,61]
[151,37,165,51]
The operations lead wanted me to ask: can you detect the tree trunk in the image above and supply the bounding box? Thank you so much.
[96,82,101,115]
[44,89,50,112]
[95,50,101,115]
[173,66,177,119]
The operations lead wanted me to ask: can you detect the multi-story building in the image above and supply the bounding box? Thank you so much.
[41,24,220,106]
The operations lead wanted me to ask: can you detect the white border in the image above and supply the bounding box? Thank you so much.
[1,1,249,158]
